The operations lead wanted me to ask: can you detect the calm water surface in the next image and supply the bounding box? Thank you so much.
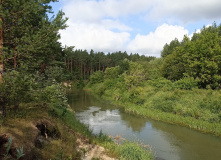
[68,90,221,160]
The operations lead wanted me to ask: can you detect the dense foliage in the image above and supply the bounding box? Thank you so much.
[162,23,221,89]
[0,0,68,117]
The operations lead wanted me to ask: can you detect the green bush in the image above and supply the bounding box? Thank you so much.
[41,83,68,115]
[151,92,176,113]
[89,71,104,85]
[128,87,145,105]
[147,78,172,89]
[0,70,34,104]
[93,83,107,97]
[119,141,153,160]
[45,66,65,83]
[173,77,198,90]
[104,66,120,79]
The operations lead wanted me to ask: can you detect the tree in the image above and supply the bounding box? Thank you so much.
[184,24,221,88]
[1,0,68,73]
[161,48,186,81]
[0,0,68,116]
[124,61,145,90]
[161,38,181,58]
[0,0,3,82]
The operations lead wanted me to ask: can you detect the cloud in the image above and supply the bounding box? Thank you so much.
[127,24,188,57]
[59,21,130,52]
[63,0,221,24]
[58,0,220,58]
[62,0,152,22]
[148,0,221,23]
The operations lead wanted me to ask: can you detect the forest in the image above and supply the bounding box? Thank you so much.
[0,0,221,159]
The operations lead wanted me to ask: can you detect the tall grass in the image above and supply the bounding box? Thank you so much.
[86,80,221,137]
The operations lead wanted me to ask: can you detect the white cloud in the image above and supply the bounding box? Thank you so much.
[63,0,221,24]
[127,24,188,57]
[59,21,130,52]
[148,0,221,23]
[59,0,220,57]
[62,0,152,22]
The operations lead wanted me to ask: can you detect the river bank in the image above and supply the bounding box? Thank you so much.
[85,82,221,137]
[69,89,221,160]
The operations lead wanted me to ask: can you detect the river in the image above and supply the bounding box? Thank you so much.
[68,90,221,160]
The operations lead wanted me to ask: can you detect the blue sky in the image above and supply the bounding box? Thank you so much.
[50,0,221,57]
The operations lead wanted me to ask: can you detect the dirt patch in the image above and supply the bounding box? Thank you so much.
[76,135,116,160]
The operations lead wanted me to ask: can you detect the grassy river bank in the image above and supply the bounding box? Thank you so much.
[85,80,221,137]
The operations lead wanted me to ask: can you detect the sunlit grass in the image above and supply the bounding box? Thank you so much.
[87,82,221,137]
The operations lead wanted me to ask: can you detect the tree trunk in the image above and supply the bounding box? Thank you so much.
[14,55,17,69]
[0,0,6,117]
[14,46,17,69]
[40,63,46,75]
[0,1,3,83]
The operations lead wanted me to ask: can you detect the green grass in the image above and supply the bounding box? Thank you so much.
[86,82,221,137]
[94,131,153,160]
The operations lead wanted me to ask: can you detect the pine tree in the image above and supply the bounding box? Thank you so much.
[0,0,68,117]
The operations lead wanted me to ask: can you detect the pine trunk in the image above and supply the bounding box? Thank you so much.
[40,63,46,75]
[0,0,3,83]
[14,46,17,69]
[0,0,6,117]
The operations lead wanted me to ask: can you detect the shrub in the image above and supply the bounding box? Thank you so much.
[119,141,153,160]
[89,71,104,85]
[148,78,172,89]
[45,66,65,83]
[151,91,176,113]
[128,87,145,105]
[41,83,68,116]
[104,66,120,80]
[93,83,107,97]
[173,77,198,90]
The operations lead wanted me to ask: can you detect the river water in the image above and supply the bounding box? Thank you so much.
[68,90,221,160]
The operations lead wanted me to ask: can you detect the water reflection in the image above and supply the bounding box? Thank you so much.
[68,90,221,160]
[120,112,148,132]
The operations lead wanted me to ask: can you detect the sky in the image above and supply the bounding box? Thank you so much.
[50,0,221,57]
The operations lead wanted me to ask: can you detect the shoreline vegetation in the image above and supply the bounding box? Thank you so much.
[84,69,221,137]
[85,85,221,137]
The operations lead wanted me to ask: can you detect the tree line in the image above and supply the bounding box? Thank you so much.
[63,48,155,80]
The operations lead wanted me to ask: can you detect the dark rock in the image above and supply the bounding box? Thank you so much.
[36,119,61,139]
[34,135,50,149]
